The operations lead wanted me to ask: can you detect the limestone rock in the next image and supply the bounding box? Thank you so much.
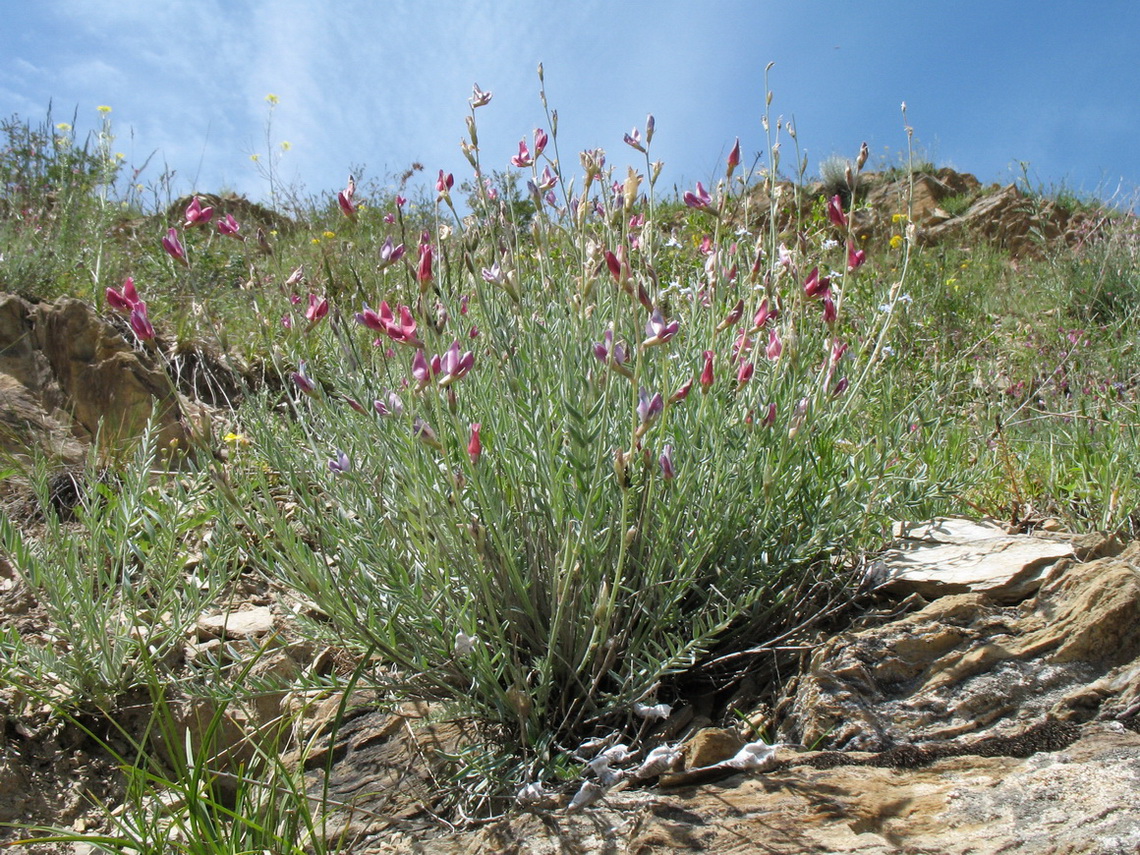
[0,293,193,461]
[778,536,1140,752]
[867,516,1079,602]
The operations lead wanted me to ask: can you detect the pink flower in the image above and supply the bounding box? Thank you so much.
[827,194,847,229]
[822,296,837,324]
[726,138,741,177]
[106,277,141,313]
[659,443,675,480]
[751,298,776,332]
[847,243,866,271]
[700,350,715,392]
[436,170,454,201]
[717,299,745,333]
[669,378,694,404]
[533,128,548,157]
[183,196,214,227]
[683,182,712,209]
[803,267,831,299]
[437,341,475,387]
[468,423,482,462]
[292,361,317,395]
[736,361,754,388]
[537,165,557,192]
[161,228,188,266]
[511,139,533,168]
[337,190,355,219]
[373,390,404,416]
[411,348,433,389]
[305,294,329,324]
[470,83,492,108]
[129,302,155,341]
[761,402,777,427]
[217,213,242,239]
[395,194,407,208]
[417,242,433,285]
[356,301,421,347]
[765,329,783,360]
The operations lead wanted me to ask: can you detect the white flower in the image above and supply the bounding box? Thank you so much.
[567,780,607,813]
[454,631,478,656]
[724,739,780,772]
[633,702,672,721]
[634,743,680,778]
[516,781,547,804]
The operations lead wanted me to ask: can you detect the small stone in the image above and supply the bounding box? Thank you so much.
[683,727,746,770]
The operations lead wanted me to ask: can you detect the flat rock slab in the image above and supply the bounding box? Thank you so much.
[867,517,1077,602]
[195,606,274,639]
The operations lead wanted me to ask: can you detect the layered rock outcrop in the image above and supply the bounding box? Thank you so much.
[0,293,194,462]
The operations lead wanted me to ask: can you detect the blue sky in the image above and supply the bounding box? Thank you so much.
[2,1,1137,210]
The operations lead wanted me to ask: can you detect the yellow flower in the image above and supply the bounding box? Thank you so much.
[889,234,903,249]
[280,141,292,151]
[891,213,905,223]
[323,230,336,239]
[115,152,125,160]
[223,432,251,447]
[97,105,112,114]
[311,238,321,245]
[265,93,279,105]
[55,122,71,132]
[250,153,260,162]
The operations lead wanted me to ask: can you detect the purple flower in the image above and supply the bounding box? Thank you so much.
[637,388,664,427]
[378,236,406,268]
[373,390,405,416]
[413,417,441,449]
[659,443,675,480]
[643,308,679,347]
[328,449,351,474]
[623,127,646,153]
